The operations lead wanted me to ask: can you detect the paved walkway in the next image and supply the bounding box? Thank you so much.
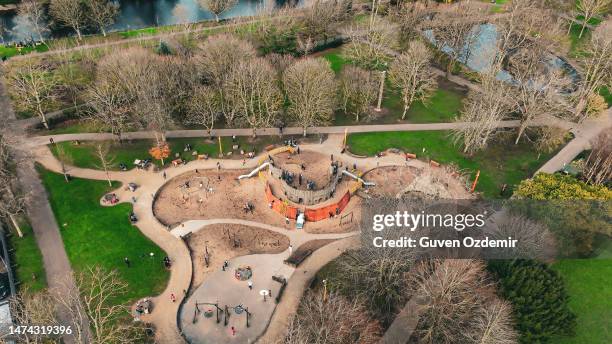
[537,108,611,173]
[257,236,360,344]
[0,73,89,343]
[20,116,572,147]
[28,132,428,343]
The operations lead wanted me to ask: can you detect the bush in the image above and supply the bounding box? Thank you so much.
[488,259,576,343]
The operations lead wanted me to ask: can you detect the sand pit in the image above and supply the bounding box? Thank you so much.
[154,169,359,234]
[362,165,471,199]
[153,169,284,227]
[186,224,289,288]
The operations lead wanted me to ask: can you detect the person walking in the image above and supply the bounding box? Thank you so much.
[163,171,167,179]
[231,326,236,336]
[248,280,253,290]
[289,245,293,255]
[124,257,131,268]
[170,293,176,303]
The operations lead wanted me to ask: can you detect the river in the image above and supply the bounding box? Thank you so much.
[1,0,295,43]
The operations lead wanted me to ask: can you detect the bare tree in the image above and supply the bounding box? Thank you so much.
[468,299,518,344]
[284,292,382,344]
[224,58,283,136]
[52,142,73,182]
[197,0,238,22]
[394,1,433,41]
[534,126,570,154]
[55,266,145,344]
[85,80,132,141]
[49,0,88,40]
[508,66,572,144]
[452,74,512,155]
[93,143,115,186]
[576,0,611,38]
[572,20,612,122]
[494,0,565,71]
[300,0,350,47]
[583,128,612,185]
[483,212,556,260]
[193,34,256,126]
[388,41,437,120]
[95,48,181,143]
[8,59,58,129]
[283,58,337,135]
[341,17,398,69]
[86,0,119,37]
[7,289,59,344]
[424,1,487,78]
[186,85,221,136]
[409,259,518,344]
[0,135,27,236]
[266,53,295,74]
[16,0,50,43]
[338,65,378,122]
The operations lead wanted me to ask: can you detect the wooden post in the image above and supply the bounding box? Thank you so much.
[322,279,328,302]
[9,214,23,238]
[375,70,386,112]
[470,170,480,193]
[343,128,348,148]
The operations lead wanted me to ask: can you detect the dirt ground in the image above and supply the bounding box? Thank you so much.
[273,150,336,190]
[363,166,419,197]
[186,224,290,289]
[362,165,472,199]
[153,169,358,234]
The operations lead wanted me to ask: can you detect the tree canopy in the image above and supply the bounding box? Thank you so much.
[488,259,576,343]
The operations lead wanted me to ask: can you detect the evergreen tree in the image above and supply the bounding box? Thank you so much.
[488,259,576,343]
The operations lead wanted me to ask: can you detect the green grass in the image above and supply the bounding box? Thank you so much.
[38,167,169,305]
[553,249,612,344]
[8,219,47,292]
[51,140,160,170]
[347,131,560,198]
[321,49,348,74]
[0,43,49,59]
[319,48,465,125]
[333,87,464,125]
[51,136,288,170]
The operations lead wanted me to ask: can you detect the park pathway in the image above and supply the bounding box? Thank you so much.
[537,108,611,173]
[257,236,360,344]
[20,117,567,147]
[0,71,89,343]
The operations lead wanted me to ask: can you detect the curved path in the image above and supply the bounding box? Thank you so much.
[27,140,367,344]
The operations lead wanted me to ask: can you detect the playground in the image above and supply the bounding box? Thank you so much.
[185,224,290,289]
[28,133,480,343]
[361,165,472,199]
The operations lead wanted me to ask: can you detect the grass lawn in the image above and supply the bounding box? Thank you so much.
[347,131,560,198]
[320,49,465,125]
[38,167,169,305]
[321,48,347,73]
[50,136,289,170]
[553,239,612,344]
[51,140,160,170]
[8,219,47,292]
[0,44,49,59]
